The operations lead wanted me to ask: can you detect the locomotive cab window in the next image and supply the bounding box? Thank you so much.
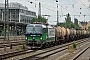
[35,26,42,33]
[26,26,33,33]
[42,28,47,34]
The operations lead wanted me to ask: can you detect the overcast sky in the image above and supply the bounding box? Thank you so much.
[1,0,90,25]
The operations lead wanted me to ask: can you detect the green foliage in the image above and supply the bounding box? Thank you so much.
[22,43,25,49]
[65,13,71,23]
[70,23,75,28]
[58,13,80,29]
[31,16,46,24]
[72,41,77,48]
[0,28,2,33]
[88,26,90,31]
[17,46,22,51]
[58,23,66,27]
[74,18,78,25]
[0,28,2,32]
[0,28,3,36]
[31,17,38,24]
[17,44,25,51]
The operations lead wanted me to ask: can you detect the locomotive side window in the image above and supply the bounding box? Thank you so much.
[48,28,55,38]
[42,28,47,34]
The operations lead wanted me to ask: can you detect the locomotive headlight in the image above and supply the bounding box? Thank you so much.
[33,37,35,40]
[46,35,47,39]
[40,37,42,40]
[26,37,27,40]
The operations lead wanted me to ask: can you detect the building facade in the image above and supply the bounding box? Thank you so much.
[0,3,36,24]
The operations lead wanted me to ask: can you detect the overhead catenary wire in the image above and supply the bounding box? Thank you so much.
[25,0,74,12]
[23,0,89,13]
[78,0,90,11]
[28,1,56,12]
[22,0,90,11]
[21,0,90,19]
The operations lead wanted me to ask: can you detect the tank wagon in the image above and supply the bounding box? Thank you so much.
[25,24,90,48]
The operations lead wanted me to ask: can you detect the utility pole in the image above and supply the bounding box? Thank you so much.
[56,0,58,25]
[38,2,41,22]
[4,0,9,41]
[15,9,17,40]
[38,2,41,16]
[4,0,6,41]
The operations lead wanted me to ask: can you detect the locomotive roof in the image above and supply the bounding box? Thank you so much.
[27,24,53,28]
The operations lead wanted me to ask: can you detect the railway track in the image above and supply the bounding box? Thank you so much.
[0,40,25,44]
[0,40,26,56]
[2,38,89,60]
[0,36,25,39]
[21,38,89,60]
[0,40,25,48]
[72,45,90,60]
[0,49,35,60]
[0,36,25,45]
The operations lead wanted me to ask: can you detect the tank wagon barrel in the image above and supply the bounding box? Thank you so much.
[65,28,70,38]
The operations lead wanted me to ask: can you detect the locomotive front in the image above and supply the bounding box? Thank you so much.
[25,24,43,48]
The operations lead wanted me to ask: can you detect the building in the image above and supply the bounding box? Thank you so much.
[78,21,87,29]
[78,21,90,30]
[0,3,36,24]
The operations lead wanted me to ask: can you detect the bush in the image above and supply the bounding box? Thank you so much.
[17,46,22,51]
[72,41,77,48]
[22,43,25,49]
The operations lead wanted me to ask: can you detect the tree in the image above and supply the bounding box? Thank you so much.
[31,17,38,24]
[88,26,90,31]
[31,16,46,24]
[38,16,46,24]
[70,22,76,28]
[58,23,66,27]
[65,13,72,28]
[74,18,80,29]
[74,18,78,26]
[65,13,71,23]
[58,13,80,29]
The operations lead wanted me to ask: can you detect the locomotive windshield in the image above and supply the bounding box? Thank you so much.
[35,26,42,33]
[26,26,42,33]
[26,26,33,33]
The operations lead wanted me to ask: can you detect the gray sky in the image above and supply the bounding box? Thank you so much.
[1,0,90,25]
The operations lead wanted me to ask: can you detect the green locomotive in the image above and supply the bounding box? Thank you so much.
[25,24,55,48]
